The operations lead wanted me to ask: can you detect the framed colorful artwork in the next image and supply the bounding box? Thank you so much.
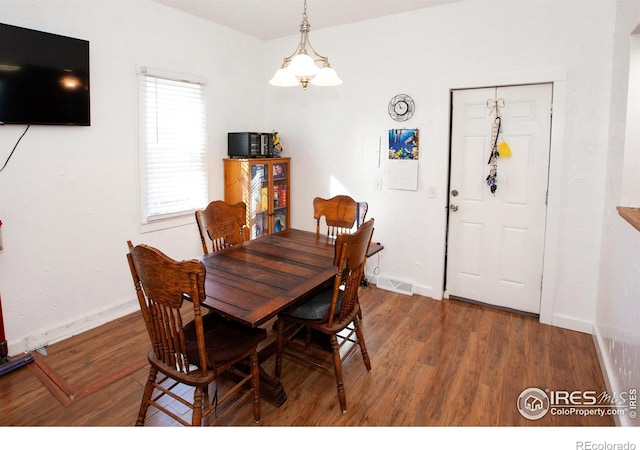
[388,128,419,160]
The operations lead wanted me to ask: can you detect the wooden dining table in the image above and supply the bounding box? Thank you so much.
[196,227,383,406]
[198,228,337,328]
[198,228,336,406]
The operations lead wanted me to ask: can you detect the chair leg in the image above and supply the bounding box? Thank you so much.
[354,317,372,371]
[136,366,157,426]
[275,319,284,378]
[250,351,261,423]
[191,386,205,426]
[329,334,347,413]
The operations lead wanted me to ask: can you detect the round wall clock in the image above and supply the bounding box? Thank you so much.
[388,94,415,121]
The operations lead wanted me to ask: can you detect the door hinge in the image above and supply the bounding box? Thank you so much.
[540,275,544,291]
[550,103,553,118]
[545,190,549,205]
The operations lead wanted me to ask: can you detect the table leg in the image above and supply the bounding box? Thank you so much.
[258,365,287,407]
[230,340,287,407]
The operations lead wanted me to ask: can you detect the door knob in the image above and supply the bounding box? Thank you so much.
[451,189,459,197]
[450,204,459,212]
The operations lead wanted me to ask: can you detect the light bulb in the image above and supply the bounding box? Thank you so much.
[310,67,342,86]
[288,53,318,80]
[269,67,299,87]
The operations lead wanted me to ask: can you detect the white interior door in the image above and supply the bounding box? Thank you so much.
[446,84,552,315]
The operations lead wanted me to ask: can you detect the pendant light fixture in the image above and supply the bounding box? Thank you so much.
[269,0,342,90]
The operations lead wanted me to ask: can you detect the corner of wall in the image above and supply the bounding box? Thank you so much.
[592,323,627,427]
[549,313,593,334]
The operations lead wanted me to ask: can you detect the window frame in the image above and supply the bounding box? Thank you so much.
[137,66,208,233]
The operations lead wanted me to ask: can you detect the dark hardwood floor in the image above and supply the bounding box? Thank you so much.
[0,285,614,428]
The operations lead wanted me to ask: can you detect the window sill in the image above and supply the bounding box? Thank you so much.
[140,213,195,234]
[617,206,640,232]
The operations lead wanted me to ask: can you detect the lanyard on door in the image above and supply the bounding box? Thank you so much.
[486,115,501,194]
[485,94,512,195]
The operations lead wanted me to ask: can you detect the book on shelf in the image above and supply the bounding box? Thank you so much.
[252,212,268,238]
[273,185,288,208]
[273,163,285,179]
[261,187,268,212]
[251,164,266,182]
[250,184,261,212]
[274,213,286,232]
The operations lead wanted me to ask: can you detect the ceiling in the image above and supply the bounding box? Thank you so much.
[155,0,459,40]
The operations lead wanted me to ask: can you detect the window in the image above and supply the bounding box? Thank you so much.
[138,67,208,226]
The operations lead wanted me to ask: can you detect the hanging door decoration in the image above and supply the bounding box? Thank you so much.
[485,94,511,195]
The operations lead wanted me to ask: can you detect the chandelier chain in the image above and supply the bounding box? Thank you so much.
[268,0,342,89]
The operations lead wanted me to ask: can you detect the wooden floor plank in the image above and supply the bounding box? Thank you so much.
[0,286,613,427]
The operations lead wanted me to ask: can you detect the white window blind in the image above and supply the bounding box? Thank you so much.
[139,69,208,223]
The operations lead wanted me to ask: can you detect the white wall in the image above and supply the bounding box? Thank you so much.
[266,1,615,333]
[0,0,630,372]
[0,0,265,353]
[595,0,640,428]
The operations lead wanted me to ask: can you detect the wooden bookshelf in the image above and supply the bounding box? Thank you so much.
[224,157,291,238]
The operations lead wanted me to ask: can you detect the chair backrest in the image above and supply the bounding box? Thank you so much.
[326,218,375,327]
[126,241,209,377]
[195,200,249,254]
[313,195,358,239]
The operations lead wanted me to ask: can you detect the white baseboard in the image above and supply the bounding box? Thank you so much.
[592,324,628,427]
[376,276,414,295]
[364,273,438,300]
[7,297,139,356]
[413,284,439,299]
[550,312,593,334]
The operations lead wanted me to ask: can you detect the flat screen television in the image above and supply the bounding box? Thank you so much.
[0,23,90,126]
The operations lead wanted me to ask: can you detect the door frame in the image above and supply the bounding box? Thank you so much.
[444,83,553,318]
[439,70,568,328]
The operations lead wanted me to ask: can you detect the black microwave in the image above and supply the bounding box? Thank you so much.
[228,132,273,158]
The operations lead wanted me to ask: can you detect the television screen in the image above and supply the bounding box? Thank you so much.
[0,23,90,126]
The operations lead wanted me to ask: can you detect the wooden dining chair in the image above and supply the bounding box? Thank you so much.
[275,218,375,413]
[313,195,358,239]
[126,241,266,426]
[195,200,250,255]
[315,197,369,316]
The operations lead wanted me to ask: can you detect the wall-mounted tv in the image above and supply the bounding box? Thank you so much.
[0,23,90,126]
